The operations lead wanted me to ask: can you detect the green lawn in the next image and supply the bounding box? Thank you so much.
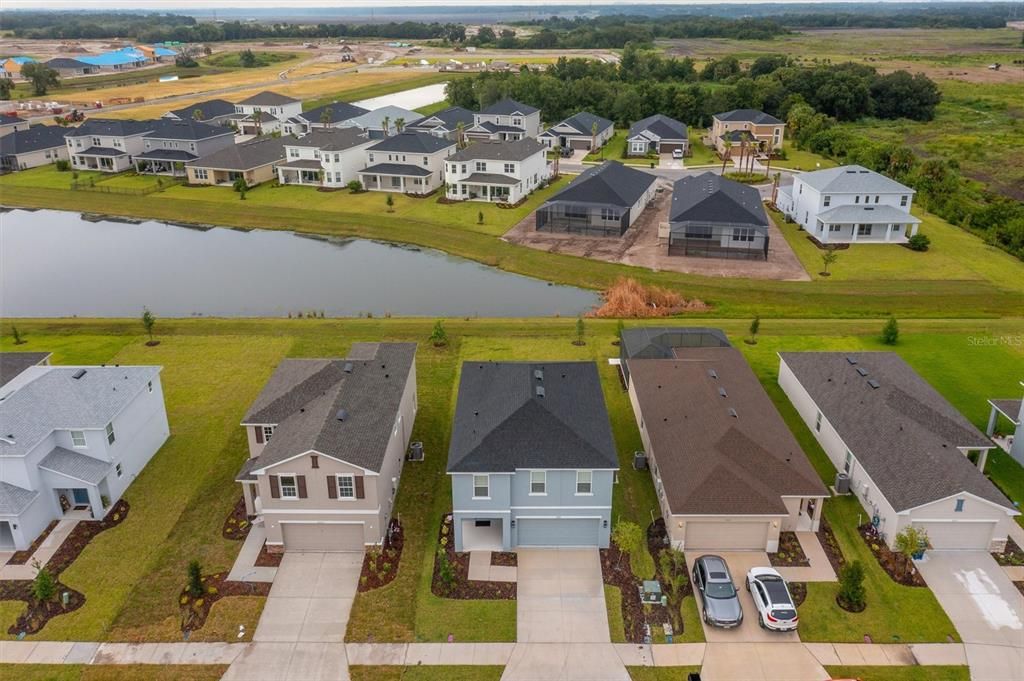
[770,142,838,171]
[583,130,653,166]
[825,666,969,681]
[0,665,229,681]
[415,100,451,116]
[204,51,298,68]
[350,667,505,681]
[687,131,717,166]
[628,668,701,681]
[0,165,102,189]
[605,585,627,643]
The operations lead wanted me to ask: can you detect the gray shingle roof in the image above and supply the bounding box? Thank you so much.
[447,361,619,473]
[187,136,286,170]
[144,119,233,142]
[0,114,27,126]
[988,399,1021,425]
[408,106,474,132]
[480,98,539,116]
[780,352,1016,513]
[286,127,371,152]
[299,100,369,125]
[628,114,687,142]
[135,149,197,162]
[448,137,545,163]
[241,343,416,474]
[237,90,300,106]
[543,111,613,137]
[0,481,38,515]
[0,365,161,459]
[620,328,730,361]
[543,161,656,209]
[168,98,237,121]
[39,447,111,484]
[797,165,913,195]
[714,109,783,125]
[0,352,51,388]
[367,131,455,154]
[360,162,433,177]
[44,57,94,70]
[462,172,519,185]
[816,204,921,225]
[0,126,68,156]
[470,121,523,134]
[670,173,768,229]
[68,118,156,138]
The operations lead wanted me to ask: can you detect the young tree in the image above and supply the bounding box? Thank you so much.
[881,316,899,345]
[239,49,258,68]
[21,62,60,96]
[455,121,466,149]
[385,193,395,212]
[893,526,928,578]
[574,316,586,346]
[591,120,598,153]
[837,560,866,610]
[429,320,449,347]
[611,520,654,579]
[32,562,57,604]
[394,117,405,133]
[820,249,839,276]
[0,78,13,100]
[720,138,732,173]
[187,560,205,598]
[320,107,334,127]
[12,325,25,345]
[748,315,761,344]
[233,177,248,199]
[142,307,156,344]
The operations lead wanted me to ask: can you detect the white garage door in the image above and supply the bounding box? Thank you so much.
[282,522,365,552]
[516,518,600,547]
[684,521,770,551]
[913,521,995,550]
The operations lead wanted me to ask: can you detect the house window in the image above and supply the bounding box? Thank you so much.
[193,168,208,180]
[116,463,123,478]
[576,470,593,495]
[105,422,116,445]
[600,208,619,221]
[310,455,319,469]
[262,426,275,442]
[954,498,965,512]
[71,430,87,448]
[864,195,870,203]
[798,184,802,195]
[422,156,428,166]
[823,195,831,207]
[473,474,489,498]
[857,224,873,236]
[504,163,514,174]
[368,153,375,163]
[854,196,860,204]
[829,224,842,232]
[815,411,823,432]
[529,470,546,495]
[900,195,908,207]
[732,228,756,242]
[337,475,355,499]
[844,450,853,474]
[874,195,880,204]
[280,475,298,499]
[148,381,153,393]
[685,225,713,240]
[476,161,486,172]
[92,137,101,146]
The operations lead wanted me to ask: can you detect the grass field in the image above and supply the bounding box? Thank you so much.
[204,51,296,69]
[825,666,970,681]
[628,668,702,681]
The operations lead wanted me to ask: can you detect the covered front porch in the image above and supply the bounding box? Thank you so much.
[813,220,918,244]
[447,173,518,203]
[277,160,324,186]
[359,163,434,194]
[134,150,196,176]
[72,151,130,173]
[39,446,114,521]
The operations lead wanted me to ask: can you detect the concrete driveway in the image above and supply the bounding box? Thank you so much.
[916,551,1024,681]
[701,642,829,681]
[516,549,610,643]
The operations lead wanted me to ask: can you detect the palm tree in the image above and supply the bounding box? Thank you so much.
[395,117,405,133]
[552,144,560,177]
[253,107,263,136]
[455,121,466,149]
[590,121,598,154]
[382,116,391,137]
[320,107,333,127]
[720,139,732,173]
[191,108,204,121]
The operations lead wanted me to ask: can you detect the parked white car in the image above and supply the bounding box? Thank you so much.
[672,148,684,159]
[745,567,799,631]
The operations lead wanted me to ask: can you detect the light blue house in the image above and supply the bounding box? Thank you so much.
[446,361,619,552]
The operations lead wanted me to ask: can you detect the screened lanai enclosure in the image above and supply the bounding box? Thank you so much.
[535,201,630,237]
[667,221,770,260]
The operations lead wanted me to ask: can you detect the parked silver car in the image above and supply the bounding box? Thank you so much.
[691,554,743,628]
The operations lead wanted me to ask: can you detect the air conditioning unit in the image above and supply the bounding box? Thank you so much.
[633,451,648,470]
[834,472,850,494]
[406,441,424,462]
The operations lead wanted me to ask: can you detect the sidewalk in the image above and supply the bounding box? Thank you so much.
[775,531,838,583]
[225,525,277,583]
[0,518,79,580]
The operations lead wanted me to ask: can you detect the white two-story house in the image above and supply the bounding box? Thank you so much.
[277,128,375,188]
[357,132,455,194]
[444,138,548,203]
[134,119,236,176]
[776,165,921,244]
[65,119,156,172]
[234,91,303,136]
[465,98,541,142]
[0,354,169,551]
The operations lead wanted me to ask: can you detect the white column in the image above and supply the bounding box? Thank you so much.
[977,449,989,473]
[851,225,858,242]
[910,223,919,237]
[400,176,406,193]
[885,223,893,242]
[822,225,829,244]
[987,406,999,436]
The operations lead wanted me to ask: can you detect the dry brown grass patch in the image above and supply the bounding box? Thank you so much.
[588,277,709,318]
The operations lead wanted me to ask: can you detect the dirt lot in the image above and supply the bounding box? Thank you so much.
[504,180,811,282]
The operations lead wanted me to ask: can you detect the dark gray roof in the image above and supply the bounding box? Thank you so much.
[670,173,768,229]
[279,159,324,169]
[0,114,27,126]
[462,172,519,185]
[78,146,128,157]
[0,352,51,388]
[628,114,687,142]
[240,343,416,474]
[242,111,278,123]
[68,118,156,138]
[447,361,619,473]
[620,328,731,361]
[187,136,286,170]
[238,90,300,106]
[135,149,197,162]
[0,126,68,156]
[39,447,111,484]
[0,481,37,516]
[144,119,233,142]
[367,132,455,154]
[988,399,1021,425]
[780,352,1016,513]
[299,100,369,125]
[480,98,539,116]
[715,109,783,125]
[44,57,94,70]
[408,106,474,131]
[543,161,656,209]
[360,162,433,177]
[169,98,238,121]
[449,137,545,163]
[286,127,371,152]
[470,121,524,134]
[543,111,613,137]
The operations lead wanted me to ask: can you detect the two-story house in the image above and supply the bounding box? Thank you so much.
[446,361,619,552]
[65,118,156,172]
[357,132,455,194]
[406,106,475,140]
[234,91,303,136]
[538,111,614,151]
[282,100,369,136]
[163,98,242,128]
[0,354,169,551]
[444,138,548,203]
[711,109,785,156]
[134,119,236,176]
[277,128,375,188]
[465,98,541,142]
[234,343,417,553]
[776,165,921,244]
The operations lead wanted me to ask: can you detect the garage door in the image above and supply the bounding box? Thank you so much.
[913,521,995,550]
[684,521,770,551]
[516,518,600,547]
[569,138,591,150]
[281,522,365,552]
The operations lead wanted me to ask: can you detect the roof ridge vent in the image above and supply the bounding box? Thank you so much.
[343,362,353,373]
[867,379,881,389]
[535,385,545,399]
[846,356,858,365]
[856,367,868,377]
[72,369,87,380]
[718,387,728,398]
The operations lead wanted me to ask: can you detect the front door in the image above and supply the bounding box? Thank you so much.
[72,488,90,506]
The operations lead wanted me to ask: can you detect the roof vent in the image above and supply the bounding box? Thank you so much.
[535,386,545,399]
[718,387,728,398]
[708,369,718,379]
[728,407,738,418]
[856,367,868,377]
[343,362,353,373]
[534,369,544,381]
[867,379,880,390]
[72,369,87,380]
[335,408,349,421]
[846,356,857,365]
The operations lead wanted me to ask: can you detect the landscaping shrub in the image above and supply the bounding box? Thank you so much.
[881,316,899,345]
[55,159,70,172]
[429,320,448,347]
[612,520,655,580]
[837,559,866,611]
[187,560,205,598]
[907,233,931,251]
[436,546,455,594]
[32,564,57,604]
[347,179,363,193]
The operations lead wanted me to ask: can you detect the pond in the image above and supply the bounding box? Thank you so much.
[352,82,448,112]
[0,209,599,318]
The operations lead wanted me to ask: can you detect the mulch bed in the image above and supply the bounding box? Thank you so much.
[806,235,851,251]
[430,514,516,600]
[180,571,271,635]
[816,515,846,574]
[837,593,866,613]
[221,496,252,541]
[359,519,404,592]
[600,544,647,643]
[254,542,282,568]
[993,537,1024,567]
[858,524,926,587]
[491,552,518,567]
[647,519,693,638]
[789,581,807,608]
[7,520,58,565]
[769,531,811,568]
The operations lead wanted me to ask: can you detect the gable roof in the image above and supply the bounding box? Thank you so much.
[0,481,38,515]
[299,100,370,125]
[0,125,69,156]
[620,327,731,361]
[237,90,300,107]
[543,161,656,208]
[408,106,474,131]
[39,446,111,484]
[544,111,613,137]
[0,352,51,389]
[367,131,455,154]
[67,118,156,138]
[670,172,768,229]
[447,361,619,473]
[779,352,1015,513]
[628,114,687,142]
[796,165,913,195]
[187,136,286,170]
[480,98,539,116]
[628,346,826,516]
[285,127,371,152]
[44,57,94,70]
[714,109,784,125]
[0,114,27,126]
[240,343,416,474]
[144,118,233,141]
[447,137,545,162]
[168,98,238,121]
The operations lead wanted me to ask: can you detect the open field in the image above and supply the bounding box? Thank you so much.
[0,317,1020,645]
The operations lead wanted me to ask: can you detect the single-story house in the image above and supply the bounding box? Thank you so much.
[357,131,455,194]
[538,111,614,151]
[164,99,242,128]
[618,327,730,385]
[135,119,236,176]
[186,136,287,187]
[0,356,169,551]
[447,361,619,552]
[665,172,770,260]
[0,125,70,171]
[444,137,548,203]
[79,48,148,71]
[406,106,475,140]
[0,56,35,79]
[711,109,785,156]
[536,160,657,237]
[987,384,1024,467]
[43,57,98,78]
[626,338,827,552]
[0,352,52,387]
[779,352,1019,551]
[235,342,417,553]
[626,114,688,157]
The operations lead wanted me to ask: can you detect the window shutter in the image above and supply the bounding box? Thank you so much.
[354,476,365,499]
[297,475,308,499]
[255,426,264,444]
[269,475,280,499]
[310,455,319,469]
[327,476,337,499]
